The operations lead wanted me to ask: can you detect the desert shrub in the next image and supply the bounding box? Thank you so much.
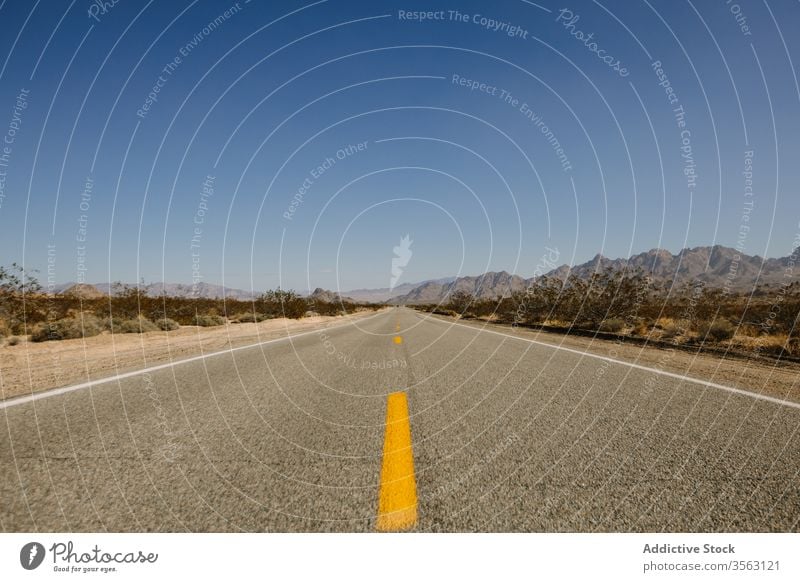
[155,317,180,331]
[100,317,117,333]
[779,299,800,337]
[654,317,676,331]
[194,314,225,327]
[749,335,790,357]
[0,318,9,337]
[69,314,103,337]
[698,319,735,342]
[735,324,761,338]
[598,318,625,333]
[118,316,159,334]
[430,308,458,317]
[231,312,269,323]
[7,335,20,346]
[786,338,800,356]
[661,320,689,340]
[312,301,353,316]
[0,263,43,334]
[259,289,307,319]
[471,299,497,318]
[446,291,474,314]
[31,315,103,342]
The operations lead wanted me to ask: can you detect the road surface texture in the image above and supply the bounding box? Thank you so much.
[2,307,799,532]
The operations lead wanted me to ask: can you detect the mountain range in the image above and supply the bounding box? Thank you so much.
[51,246,795,304]
[55,281,258,300]
[388,245,796,304]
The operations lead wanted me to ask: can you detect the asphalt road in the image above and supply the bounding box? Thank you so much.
[2,307,799,532]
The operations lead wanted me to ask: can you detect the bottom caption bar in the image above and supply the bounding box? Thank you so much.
[1,533,797,581]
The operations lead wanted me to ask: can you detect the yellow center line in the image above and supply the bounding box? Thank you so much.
[376,391,417,532]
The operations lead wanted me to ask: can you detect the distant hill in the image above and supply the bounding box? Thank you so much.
[390,246,795,304]
[307,288,355,303]
[137,282,257,300]
[343,277,456,303]
[390,272,526,304]
[59,283,106,299]
[52,282,257,300]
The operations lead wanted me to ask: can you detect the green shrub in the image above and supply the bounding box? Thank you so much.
[155,317,180,331]
[118,317,159,334]
[31,316,103,342]
[194,314,225,327]
[599,318,625,333]
[698,319,735,342]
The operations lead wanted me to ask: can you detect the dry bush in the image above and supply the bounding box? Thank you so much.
[446,291,474,314]
[661,320,689,340]
[736,324,762,338]
[155,317,180,331]
[231,312,268,323]
[785,337,800,356]
[194,314,225,327]
[752,335,790,357]
[653,317,674,330]
[697,319,735,342]
[599,318,625,333]
[258,289,307,319]
[430,308,458,317]
[31,315,103,342]
[101,317,119,333]
[118,317,159,334]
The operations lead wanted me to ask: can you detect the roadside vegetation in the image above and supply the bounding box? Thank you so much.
[413,268,800,360]
[0,264,379,344]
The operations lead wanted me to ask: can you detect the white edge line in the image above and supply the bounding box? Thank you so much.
[420,313,800,411]
[0,312,384,411]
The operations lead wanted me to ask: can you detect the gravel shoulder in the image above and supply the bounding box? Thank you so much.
[421,313,800,405]
[0,310,384,401]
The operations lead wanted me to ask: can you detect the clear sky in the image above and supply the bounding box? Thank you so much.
[1,0,798,294]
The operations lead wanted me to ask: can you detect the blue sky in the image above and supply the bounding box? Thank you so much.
[0,0,798,293]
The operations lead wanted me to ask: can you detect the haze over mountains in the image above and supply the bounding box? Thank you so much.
[52,246,795,304]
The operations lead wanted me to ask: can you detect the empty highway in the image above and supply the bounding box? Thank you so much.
[2,307,799,532]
